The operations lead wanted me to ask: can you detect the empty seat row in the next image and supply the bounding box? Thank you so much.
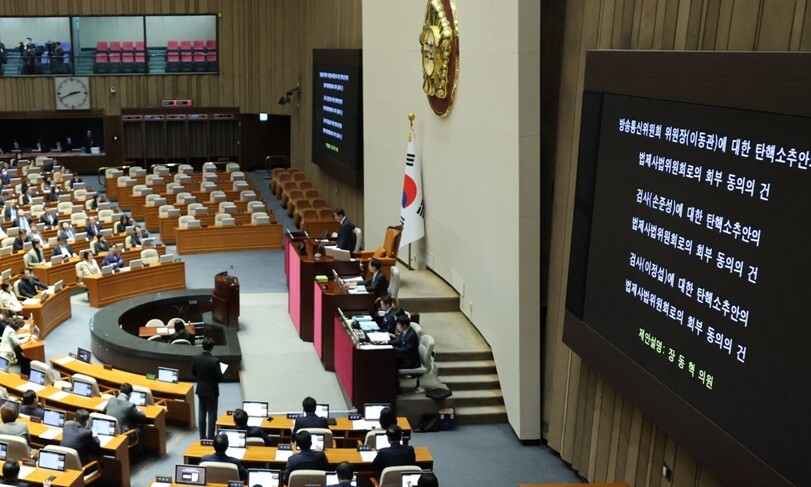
[94,52,146,73]
[166,51,217,72]
[96,40,146,53]
[167,39,217,53]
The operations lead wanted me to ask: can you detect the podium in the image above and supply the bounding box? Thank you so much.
[212,271,240,328]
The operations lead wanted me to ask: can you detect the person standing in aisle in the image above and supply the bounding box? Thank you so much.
[192,337,224,439]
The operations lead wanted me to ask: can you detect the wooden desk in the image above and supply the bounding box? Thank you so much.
[50,355,196,430]
[0,369,167,457]
[21,336,45,363]
[176,224,283,254]
[22,288,72,339]
[334,313,396,410]
[159,212,254,244]
[314,283,375,371]
[183,443,433,487]
[0,460,84,487]
[84,261,186,308]
[21,415,131,486]
[285,237,364,342]
[138,324,196,338]
[215,414,412,446]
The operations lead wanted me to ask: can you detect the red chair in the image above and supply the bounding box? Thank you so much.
[180,52,193,71]
[166,52,180,72]
[205,39,217,51]
[93,52,108,73]
[179,40,192,52]
[193,40,205,52]
[109,41,122,53]
[121,53,134,72]
[135,40,146,53]
[206,51,218,71]
[108,52,121,73]
[167,40,179,53]
[95,41,108,53]
[122,41,134,53]
[134,53,146,72]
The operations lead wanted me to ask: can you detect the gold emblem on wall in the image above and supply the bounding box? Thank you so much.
[419,0,459,117]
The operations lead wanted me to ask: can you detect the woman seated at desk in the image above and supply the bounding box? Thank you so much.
[23,240,44,268]
[75,250,101,285]
[0,318,31,376]
[0,282,22,314]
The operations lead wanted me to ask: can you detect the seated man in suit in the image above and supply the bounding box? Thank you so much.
[0,403,31,448]
[2,200,16,224]
[418,472,439,487]
[201,433,248,481]
[333,208,356,251]
[1,460,30,487]
[167,320,194,344]
[327,462,355,487]
[293,396,329,434]
[84,216,102,238]
[104,383,147,452]
[387,314,421,370]
[57,221,76,242]
[17,268,47,298]
[52,235,76,260]
[232,408,271,446]
[17,187,32,206]
[130,225,149,247]
[361,258,389,298]
[376,295,399,335]
[11,229,30,252]
[39,207,59,230]
[69,173,83,189]
[61,408,101,466]
[92,234,109,254]
[14,209,32,234]
[20,389,44,419]
[283,430,328,485]
[101,245,125,270]
[372,425,416,477]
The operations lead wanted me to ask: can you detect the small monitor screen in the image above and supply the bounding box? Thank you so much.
[326,472,358,487]
[222,429,247,448]
[28,369,46,386]
[175,464,207,486]
[77,348,91,363]
[157,367,179,383]
[53,280,63,292]
[315,404,330,419]
[160,253,175,263]
[101,264,114,275]
[0,356,10,372]
[129,391,147,407]
[130,259,142,269]
[364,403,390,421]
[38,450,66,471]
[247,469,280,487]
[91,418,116,436]
[43,408,65,428]
[0,442,7,461]
[72,380,93,398]
[401,472,426,487]
[242,401,268,418]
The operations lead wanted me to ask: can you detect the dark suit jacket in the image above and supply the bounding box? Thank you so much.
[20,405,44,419]
[192,350,223,397]
[104,394,147,432]
[85,223,102,238]
[200,452,248,481]
[12,235,29,252]
[381,309,397,334]
[246,425,271,446]
[372,443,416,476]
[93,240,109,254]
[52,243,75,257]
[363,271,389,298]
[39,213,58,228]
[18,277,46,298]
[327,482,353,487]
[57,229,75,242]
[293,412,329,434]
[390,326,420,369]
[283,449,328,484]
[336,218,356,251]
[168,329,194,343]
[61,420,101,465]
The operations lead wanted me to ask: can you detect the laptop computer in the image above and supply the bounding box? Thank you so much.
[51,254,65,265]
[28,368,47,386]
[72,182,85,190]
[247,468,280,487]
[130,259,142,269]
[97,202,111,210]
[326,471,358,487]
[0,442,7,461]
[314,404,330,419]
[74,232,87,241]
[72,379,93,398]
[253,215,270,224]
[101,264,114,275]
[43,408,66,428]
[160,254,175,263]
[22,241,32,252]
[0,269,10,281]
[91,416,116,440]
[77,347,91,363]
[129,390,147,407]
[157,367,179,383]
[0,356,10,373]
[101,228,113,237]
[242,401,268,427]
[38,449,66,471]
[185,220,201,228]
[0,246,12,257]
[401,471,428,487]
[141,237,156,248]
[175,464,207,485]
[53,280,63,292]
[218,217,235,226]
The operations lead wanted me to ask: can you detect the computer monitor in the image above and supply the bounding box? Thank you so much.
[221,429,247,449]
[0,246,12,257]
[37,449,66,471]
[364,403,390,421]
[72,182,85,190]
[77,348,91,363]
[218,217,235,226]
[32,325,40,339]
[242,401,269,418]
[22,242,32,252]
[192,207,207,216]
[28,368,46,386]
[74,232,87,241]
[0,269,10,281]
[129,390,147,407]
[72,380,93,398]
[0,442,7,461]
[157,367,179,383]
[175,465,207,485]
[0,356,9,373]
[101,264,114,275]
[130,259,142,269]
[141,237,156,248]
[185,220,201,228]
[51,254,65,265]
[326,471,358,487]
[43,408,66,428]
[4,228,16,237]
[315,404,330,419]
[53,280,63,292]
[253,215,270,224]
[58,194,71,202]
[98,201,111,210]
[101,228,113,237]
[125,225,135,234]
[160,254,175,263]
[91,417,116,437]
[374,432,401,450]
[400,472,428,487]
[31,197,43,205]
[247,468,280,487]
[295,433,324,452]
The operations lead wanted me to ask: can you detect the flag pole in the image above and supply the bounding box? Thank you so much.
[405,113,416,270]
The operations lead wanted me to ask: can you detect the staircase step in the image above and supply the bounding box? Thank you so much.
[448,389,504,407]
[440,374,500,390]
[438,360,496,375]
[453,405,508,425]
[435,351,493,362]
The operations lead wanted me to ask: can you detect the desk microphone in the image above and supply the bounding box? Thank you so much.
[304,230,310,238]
[285,228,294,239]
[314,240,325,259]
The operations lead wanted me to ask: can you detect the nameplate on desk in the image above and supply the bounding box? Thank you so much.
[145,373,156,380]
[29,416,41,423]
[155,475,172,483]
[201,439,213,446]
[228,482,244,487]
[103,364,113,370]
[226,410,234,416]
[348,414,361,421]
[22,459,36,467]
[287,413,300,419]
[68,352,76,358]
[278,444,292,451]
[19,374,28,381]
[357,445,371,451]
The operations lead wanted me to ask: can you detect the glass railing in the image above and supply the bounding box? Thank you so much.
[0,51,218,77]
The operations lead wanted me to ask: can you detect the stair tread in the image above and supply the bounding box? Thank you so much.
[449,389,503,399]
[438,360,496,368]
[440,374,500,383]
[453,405,508,414]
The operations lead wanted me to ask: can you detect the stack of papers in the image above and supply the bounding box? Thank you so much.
[98,435,115,447]
[348,287,369,295]
[344,276,364,283]
[275,450,293,461]
[360,450,377,462]
[39,428,61,440]
[53,356,74,365]
[366,332,390,343]
[21,298,39,306]
[48,391,69,401]
[226,448,246,459]
[315,274,329,282]
[359,322,380,332]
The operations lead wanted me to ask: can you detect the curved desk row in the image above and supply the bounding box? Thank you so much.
[32,246,166,287]
[146,199,254,233]
[22,288,72,340]
[175,224,283,254]
[84,261,186,308]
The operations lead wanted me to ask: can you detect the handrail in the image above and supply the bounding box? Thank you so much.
[265,155,289,172]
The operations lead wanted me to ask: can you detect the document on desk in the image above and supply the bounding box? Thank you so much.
[348,287,369,295]
[16,465,34,479]
[99,434,115,447]
[53,356,74,365]
[343,276,364,283]
[220,362,228,374]
[358,344,392,350]
[16,382,45,393]
[21,298,40,306]
[275,449,293,461]
[360,450,377,462]
[353,419,380,430]
[365,332,390,344]
[40,428,61,440]
[48,390,69,401]
[226,447,246,459]
[156,327,169,334]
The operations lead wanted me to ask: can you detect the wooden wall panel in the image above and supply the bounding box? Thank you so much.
[543,0,811,486]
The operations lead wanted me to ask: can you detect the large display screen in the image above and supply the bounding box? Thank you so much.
[311,49,362,186]
[565,51,811,487]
